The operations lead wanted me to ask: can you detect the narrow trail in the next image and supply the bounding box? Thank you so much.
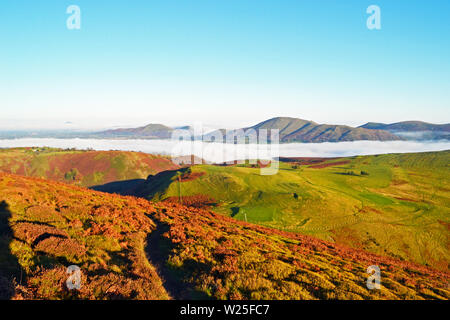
[145,220,207,300]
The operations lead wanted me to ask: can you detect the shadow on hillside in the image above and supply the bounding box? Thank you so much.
[230,207,240,217]
[332,172,362,177]
[0,200,24,299]
[139,168,191,199]
[145,220,210,300]
[91,179,146,196]
[91,168,189,199]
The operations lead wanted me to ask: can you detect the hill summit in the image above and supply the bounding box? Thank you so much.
[205,117,402,143]
[98,123,174,139]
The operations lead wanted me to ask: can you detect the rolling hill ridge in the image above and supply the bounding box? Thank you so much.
[359,121,450,141]
[131,151,450,272]
[97,123,174,139]
[205,117,403,143]
[3,117,449,142]
[360,121,450,132]
[81,117,404,142]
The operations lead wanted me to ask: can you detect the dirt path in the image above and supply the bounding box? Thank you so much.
[145,220,207,300]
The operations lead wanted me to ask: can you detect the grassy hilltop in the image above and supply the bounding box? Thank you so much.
[0,147,178,187]
[138,151,450,271]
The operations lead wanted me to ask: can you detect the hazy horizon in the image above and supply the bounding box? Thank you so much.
[0,116,449,132]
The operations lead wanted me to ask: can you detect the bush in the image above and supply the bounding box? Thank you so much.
[64,168,79,181]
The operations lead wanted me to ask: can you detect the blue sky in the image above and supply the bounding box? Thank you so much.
[0,0,449,130]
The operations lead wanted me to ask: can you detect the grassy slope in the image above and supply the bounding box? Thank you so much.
[0,172,449,300]
[0,147,178,187]
[143,151,450,271]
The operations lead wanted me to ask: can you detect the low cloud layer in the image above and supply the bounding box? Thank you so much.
[0,138,449,163]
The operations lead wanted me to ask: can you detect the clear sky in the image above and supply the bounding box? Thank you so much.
[0,0,449,130]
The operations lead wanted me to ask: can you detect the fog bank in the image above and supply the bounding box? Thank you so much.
[0,138,449,163]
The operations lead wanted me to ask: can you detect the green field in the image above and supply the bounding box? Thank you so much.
[144,151,450,271]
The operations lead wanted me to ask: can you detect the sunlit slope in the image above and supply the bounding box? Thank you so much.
[0,147,178,187]
[141,151,450,271]
[0,172,448,300]
[0,172,169,299]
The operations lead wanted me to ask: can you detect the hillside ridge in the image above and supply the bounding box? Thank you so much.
[129,150,450,271]
[205,117,402,142]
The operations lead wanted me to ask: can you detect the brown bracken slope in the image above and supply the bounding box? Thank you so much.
[0,148,178,188]
[0,172,448,300]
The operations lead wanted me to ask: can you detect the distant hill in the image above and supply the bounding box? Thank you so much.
[206,117,402,143]
[360,121,450,132]
[89,117,402,142]
[97,123,174,139]
[4,118,448,142]
[360,121,450,140]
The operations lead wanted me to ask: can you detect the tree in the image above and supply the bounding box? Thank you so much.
[176,171,182,204]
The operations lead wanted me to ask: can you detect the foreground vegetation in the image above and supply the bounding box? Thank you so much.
[0,172,448,299]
